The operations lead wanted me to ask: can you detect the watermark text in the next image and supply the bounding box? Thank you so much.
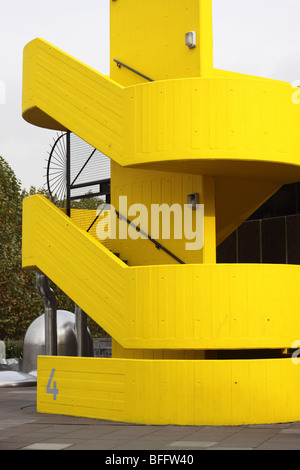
[96,196,204,251]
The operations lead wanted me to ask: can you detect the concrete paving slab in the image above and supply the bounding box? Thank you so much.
[21,442,74,450]
[170,440,217,448]
[1,386,300,451]
[280,428,300,434]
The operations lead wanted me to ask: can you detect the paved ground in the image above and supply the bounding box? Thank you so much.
[0,386,300,451]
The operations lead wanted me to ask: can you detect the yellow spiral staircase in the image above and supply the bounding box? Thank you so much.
[22,0,300,425]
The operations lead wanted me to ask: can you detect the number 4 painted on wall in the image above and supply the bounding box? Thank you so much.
[46,368,59,401]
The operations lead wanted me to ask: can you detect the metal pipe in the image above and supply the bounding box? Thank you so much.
[75,304,89,357]
[36,272,57,356]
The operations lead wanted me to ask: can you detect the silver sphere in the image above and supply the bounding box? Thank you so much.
[23,310,93,374]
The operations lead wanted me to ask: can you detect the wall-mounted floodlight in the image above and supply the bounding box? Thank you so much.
[185,31,196,49]
[187,193,199,210]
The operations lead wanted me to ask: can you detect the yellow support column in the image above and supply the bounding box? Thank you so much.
[198,0,214,77]
[202,176,216,263]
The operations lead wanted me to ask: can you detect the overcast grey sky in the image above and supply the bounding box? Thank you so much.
[1,0,300,190]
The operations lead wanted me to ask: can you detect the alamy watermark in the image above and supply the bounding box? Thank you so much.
[96,196,204,251]
[291,340,300,364]
[0,80,6,104]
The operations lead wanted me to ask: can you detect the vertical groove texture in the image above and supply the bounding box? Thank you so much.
[23,195,300,350]
[38,356,300,426]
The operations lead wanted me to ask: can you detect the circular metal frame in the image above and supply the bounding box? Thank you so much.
[46,132,68,207]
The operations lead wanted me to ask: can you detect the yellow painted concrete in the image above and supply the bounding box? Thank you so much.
[70,208,111,251]
[110,161,215,265]
[23,195,300,351]
[22,39,300,183]
[22,0,300,425]
[37,356,300,425]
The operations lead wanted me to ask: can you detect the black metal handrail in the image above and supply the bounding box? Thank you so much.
[86,205,185,264]
[86,202,108,233]
[70,179,110,201]
[70,178,110,191]
[115,210,185,264]
[113,58,154,82]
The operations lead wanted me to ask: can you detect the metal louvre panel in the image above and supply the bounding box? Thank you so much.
[70,133,111,200]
